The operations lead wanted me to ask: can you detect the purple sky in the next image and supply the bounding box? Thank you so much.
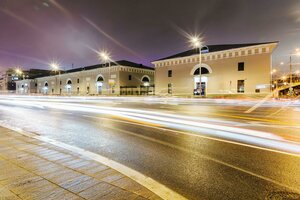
[0,0,300,73]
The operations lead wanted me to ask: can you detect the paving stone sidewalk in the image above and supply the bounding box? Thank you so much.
[0,127,162,200]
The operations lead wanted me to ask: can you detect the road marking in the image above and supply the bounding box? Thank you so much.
[0,123,187,200]
[268,96,300,117]
[113,115,162,128]
[83,117,300,194]
[244,93,274,114]
[207,112,299,126]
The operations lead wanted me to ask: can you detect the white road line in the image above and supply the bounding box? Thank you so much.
[0,123,187,200]
[82,115,300,194]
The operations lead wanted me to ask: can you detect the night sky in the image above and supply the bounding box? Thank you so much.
[0,0,300,73]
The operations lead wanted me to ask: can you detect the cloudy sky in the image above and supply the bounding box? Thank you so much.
[0,0,300,72]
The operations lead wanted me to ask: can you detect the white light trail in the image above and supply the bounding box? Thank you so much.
[0,98,299,155]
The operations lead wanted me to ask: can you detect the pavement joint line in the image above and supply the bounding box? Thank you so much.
[0,124,186,200]
[0,143,87,200]
[0,133,152,200]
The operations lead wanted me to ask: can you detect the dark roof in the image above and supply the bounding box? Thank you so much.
[24,69,56,79]
[66,60,153,73]
[154,41,278,61]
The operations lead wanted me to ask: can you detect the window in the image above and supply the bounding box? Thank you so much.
[129,75,132,80]
[238,62,244,71]
[77,87,80,94]
[60,81,62,85]
[168,70,172,77]
[77,79,80,83]
[168,83,172,94]
[255,89,260,93]
[237,80,245,93]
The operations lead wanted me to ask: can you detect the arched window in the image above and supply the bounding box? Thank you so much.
[193,68,209,75]
[142,76,150,83]
[97,76,104,82]
[44,82,48,87]
[67,80,72,85]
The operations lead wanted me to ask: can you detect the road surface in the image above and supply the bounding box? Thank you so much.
[0,95,299,200]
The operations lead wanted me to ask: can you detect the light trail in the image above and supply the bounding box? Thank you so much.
[0,98,300,155]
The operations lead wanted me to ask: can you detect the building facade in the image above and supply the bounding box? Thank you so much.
[32,60,154,96]
[0,69,20,92]
[152,42,278,97]
[16,79,37,94]
[5,69,54,93]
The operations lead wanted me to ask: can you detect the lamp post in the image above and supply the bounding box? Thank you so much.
[271,68,277,91]
[288,49,300,96]
[99,51,111,95]
[50,62,60,95]
[188,36,209,96]
[189,36,202,96]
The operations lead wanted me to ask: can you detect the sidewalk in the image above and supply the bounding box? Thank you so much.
[0,127,161,200]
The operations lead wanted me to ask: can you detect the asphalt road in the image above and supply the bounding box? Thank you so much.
[0,95,300,200]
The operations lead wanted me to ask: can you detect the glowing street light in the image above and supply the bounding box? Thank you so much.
[99,51,110,62]
[15,68,24,80]
[15,68,22,75]
[50,62,59,71]
[189,36,201,49]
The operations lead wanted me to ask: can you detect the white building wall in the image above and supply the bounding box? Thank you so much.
[35,65,154,96]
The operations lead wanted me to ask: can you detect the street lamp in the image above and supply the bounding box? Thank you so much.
[271,69,277,92]
[99,51,112,95]
[289,48,300,95]
[50,62,59,71]
[15,68,24,80]
[188,35,206,96]
[50,61,60,95]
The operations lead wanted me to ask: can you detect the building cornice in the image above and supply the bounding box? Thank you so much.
[35,65,154,80]
[152,42,278,68]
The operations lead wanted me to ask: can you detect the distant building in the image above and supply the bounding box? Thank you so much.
[34,60,154,96]
[14,69,55,94]
[152,42,278,97]
[0,69,21,92]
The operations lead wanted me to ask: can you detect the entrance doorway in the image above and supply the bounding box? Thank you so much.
[194,76,207,96]
[44,82,49,95]
[66,79,72,94]
[96,76,104,94]
[192,65,211,96]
